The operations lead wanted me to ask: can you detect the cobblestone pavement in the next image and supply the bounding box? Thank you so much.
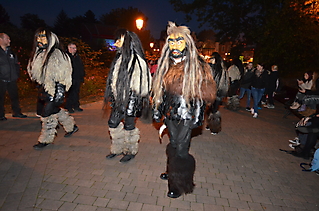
[0,100,319,211]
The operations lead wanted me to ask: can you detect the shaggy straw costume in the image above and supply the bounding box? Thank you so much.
[152,22,217,198]
[28,28,78,149]
[105,29,151,163]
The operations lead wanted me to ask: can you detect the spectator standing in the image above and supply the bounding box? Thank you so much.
[0,33,27,120]
[239,62,255,111]
[65,43,85,113]
[227,58,242,96]
[250,63,269,118]
[264,65,279,109]
[225,58,242,110]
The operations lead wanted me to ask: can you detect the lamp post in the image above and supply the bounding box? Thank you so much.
[136,18,144,30]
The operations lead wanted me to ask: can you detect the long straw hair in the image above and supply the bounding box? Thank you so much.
[152,21,207,108]
[105,29,148,109]
[28,28,68,82]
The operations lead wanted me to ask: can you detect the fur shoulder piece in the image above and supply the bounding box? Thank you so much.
[164,61,216,103]
[28,49,72,96]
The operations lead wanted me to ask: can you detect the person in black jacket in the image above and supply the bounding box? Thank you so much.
[0,33,27,120]
[264,65,279,109]
[239,62,255,111]
[291,114,319,160]
[65,43,85,113]
[250,63,269,118]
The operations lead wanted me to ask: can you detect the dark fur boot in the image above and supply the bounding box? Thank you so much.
[160,144,174,181]
[161,143,175,178]
[226,95,240,111]
[207,111,221,134]
[167,152,195,197]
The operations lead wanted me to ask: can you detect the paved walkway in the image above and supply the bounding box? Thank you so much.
[0,99,318,211]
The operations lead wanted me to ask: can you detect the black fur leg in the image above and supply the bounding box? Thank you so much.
[167,153,195,196]
[207,111,221,134]
[163,143,175,178]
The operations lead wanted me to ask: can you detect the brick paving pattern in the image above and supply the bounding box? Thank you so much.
[0,100,319,211]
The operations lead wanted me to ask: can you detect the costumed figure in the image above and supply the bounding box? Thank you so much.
[206,52,229,134]
[104,29,151,163]
[28,28,79,149]
[152,22,217,198]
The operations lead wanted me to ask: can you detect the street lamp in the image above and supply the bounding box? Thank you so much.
[136,18,144,30]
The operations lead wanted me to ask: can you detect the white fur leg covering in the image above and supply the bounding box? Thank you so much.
[57,109,75,132]
[123,128,140,155]
[38,115,58,144]
[109,122,125,154]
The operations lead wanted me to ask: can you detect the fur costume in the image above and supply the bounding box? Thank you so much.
[166,143,195,194]
[152,22,216,198]
[210,52,229,100]
[226,95,240,111]
[105,29,151,162]
[109,122,125,155]
[28,31,72,96]
[38,109,75,144]
[207,110,221,134]
[27,28,77,148]
[109,123,140,156]
[206,52,229,134]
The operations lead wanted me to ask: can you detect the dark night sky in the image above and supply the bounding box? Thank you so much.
[2,0,207,39]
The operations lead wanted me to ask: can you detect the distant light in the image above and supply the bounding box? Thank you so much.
[136,19,144,30]
[150,42,154,48]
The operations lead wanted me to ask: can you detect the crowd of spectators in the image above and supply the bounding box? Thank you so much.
[224,60,279,118]
[285,71,319,164]
[226,60,318,165]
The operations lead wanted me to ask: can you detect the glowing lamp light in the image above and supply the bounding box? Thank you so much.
[150,42,154,48]
[136,19,144,30]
